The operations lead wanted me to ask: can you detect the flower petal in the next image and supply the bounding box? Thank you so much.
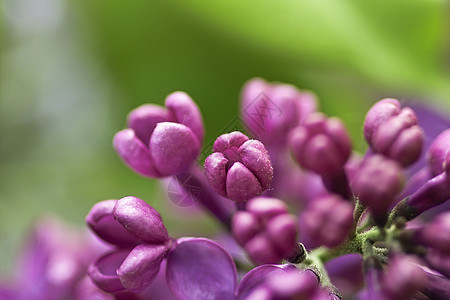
[113,129,160,177]
[165,91,204,145]
[88,250,129,293]
[149,122,200,176]
[226,162,262,202]
[237,264,288,300]
[113,196,169,244]
[166,238,237,300]
[86,200,141,247]
[127,104,174,146]
[204,152,228,197]
[239,140,273,190]
[118,244,168,293]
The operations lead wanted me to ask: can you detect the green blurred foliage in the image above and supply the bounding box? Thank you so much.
[0,0,449,274]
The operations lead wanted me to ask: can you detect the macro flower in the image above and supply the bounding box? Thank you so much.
[300,194,354,248]
[232,197,298,264]
[113,92,204,178]
[85,80,450,300]
[363,98,424,167]
[204,131,273,202]
[288,113,352,198]
[351,155,404,225]
[241,78,317,146]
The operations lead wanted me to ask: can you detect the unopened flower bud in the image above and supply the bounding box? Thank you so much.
[382,255,425,300]
[300,194,354,248]
[351,155,404,225]
[364,99,424,167]
[289,113,352,177]
[205,132,273,202]
[427,129,450,177]
[241,78,317,145]
[232,197,298,264]
[113,92,204,178]
[415,212,450,253]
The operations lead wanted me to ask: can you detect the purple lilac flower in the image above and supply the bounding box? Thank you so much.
[288,113,352,198]
[231,197,298,264]
[113,92,204,178]
[86,82,450,300]
[0,217,108,300]
[300,194,354,249]
[204,131,273,202]
[86,197,171,293]
[364,98,424,167]
[241,78,317,146]
[351,154,404,225]
[427,129,450,177]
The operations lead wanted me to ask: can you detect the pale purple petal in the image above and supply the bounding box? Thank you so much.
[232,211,261,246]
[118,244,168,293]
[88,250,129,293]
[113,129,160,177]
[165,91,204,145]
[149,122,200,176]
[113,196,169,244]
[86,200,141,247]
[166,238,237,300]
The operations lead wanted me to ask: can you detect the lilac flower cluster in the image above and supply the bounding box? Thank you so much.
[3,79,449,299]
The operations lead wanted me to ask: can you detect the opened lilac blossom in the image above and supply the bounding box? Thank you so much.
[204,131,273,202]
[113,92,204,178]
[10,79,443,300]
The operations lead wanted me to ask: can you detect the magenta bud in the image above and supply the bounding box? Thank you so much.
[351,155,404,222]
[241,78,317,145]
[205,132,273,202]
[427,129,450,177]
[113,196,169,244]
[300,194,354,248]
[288,113,352,176]
[364,99,424,167]
[415,212,450,253]
[86,200,141,247]
[382,255,425,300]
[113,92,204,178]
[232,197,298,264]
[117,244,168,293]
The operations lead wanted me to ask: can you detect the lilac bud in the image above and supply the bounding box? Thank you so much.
[382,255,426,300]
[364,99,424,167]
[289,113,352,177]
[425,249,450,278]
[241,78,317,145]
[113,196,170,244]
[86,200,141,247]
[351,155,404,224]
[232,197,298,264]
[427,129,450,176]
[113,92,203,178]
[406,171,450,215]
[415,212,450,253]
[300,194,353,248]
[204,132,273,202]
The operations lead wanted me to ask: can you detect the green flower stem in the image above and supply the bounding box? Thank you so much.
[350,199,367,238]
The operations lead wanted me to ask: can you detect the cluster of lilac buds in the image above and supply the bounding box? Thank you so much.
[232,197,298,264]
[4,81,448,299]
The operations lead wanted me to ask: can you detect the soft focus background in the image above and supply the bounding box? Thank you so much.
[1,0,449,275]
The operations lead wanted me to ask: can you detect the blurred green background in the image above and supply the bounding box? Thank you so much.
[1,0,449,274]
